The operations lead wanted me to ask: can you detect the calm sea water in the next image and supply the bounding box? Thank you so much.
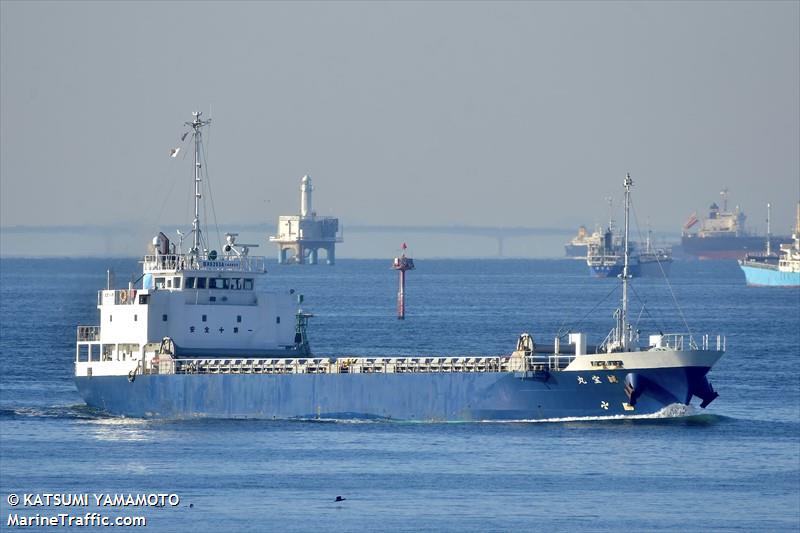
[1,258,798,532]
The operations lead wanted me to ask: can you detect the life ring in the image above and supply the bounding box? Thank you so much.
[119,290,128,303]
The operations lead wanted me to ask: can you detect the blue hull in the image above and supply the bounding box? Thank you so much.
[740,264,800,287]
[589,263,641,278]
[75,366,714,420]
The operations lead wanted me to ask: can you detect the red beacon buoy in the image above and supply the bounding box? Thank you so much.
[391,243,415,319]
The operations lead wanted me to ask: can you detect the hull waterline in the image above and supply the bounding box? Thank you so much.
[739,264,800,287]
[75,364,718,421]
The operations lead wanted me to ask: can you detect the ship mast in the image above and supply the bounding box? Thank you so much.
[187,111,211,257]
[620,173,633,351]
[766,202,772,255]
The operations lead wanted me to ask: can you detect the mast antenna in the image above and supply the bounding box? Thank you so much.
[185,111,211,258]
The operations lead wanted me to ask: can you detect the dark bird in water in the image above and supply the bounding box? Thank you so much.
[334,496,346,502]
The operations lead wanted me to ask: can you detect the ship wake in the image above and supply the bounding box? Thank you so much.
[486,403,700,424]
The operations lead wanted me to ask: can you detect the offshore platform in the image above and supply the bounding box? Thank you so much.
[269,175,342,265]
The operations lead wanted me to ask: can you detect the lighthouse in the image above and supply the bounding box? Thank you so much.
[300,174,312,217]
[269,174,343,265]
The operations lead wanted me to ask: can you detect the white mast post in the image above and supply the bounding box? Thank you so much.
[621,173,633,350]
[766,202,771,255]
[187,111,211,259]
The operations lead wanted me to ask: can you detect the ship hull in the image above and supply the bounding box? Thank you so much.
[588,263,642,278]
[75,365,715,421]
[638,259,672,277]
[681,235,788,260]
[739,264,800,287]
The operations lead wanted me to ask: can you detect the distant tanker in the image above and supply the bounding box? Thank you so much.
[681,189,788,260]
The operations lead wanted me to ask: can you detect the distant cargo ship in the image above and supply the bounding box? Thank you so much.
[564,225,601,258]
[739,204,800,287]
[587,227,672,278]
[681,189,787,260]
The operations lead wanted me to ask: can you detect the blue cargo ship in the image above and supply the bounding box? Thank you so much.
[738,203,800,288]
[74,115,723,420]
[586,227,672,278]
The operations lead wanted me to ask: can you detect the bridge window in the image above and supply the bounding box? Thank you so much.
[196,278,207,289]
[202,315,207,322]
[118,343,139,361]
[243,279,254,290]
[77,344,89,362]
[102,344,115,362]
[166,278,172,288]
[237,315,242,323]
[185,277,195,289]
[233,327,239,333]
[209,278,230,290]
[276,316,280,324]
[155,277,165,289]
[162,314,168,322]
[231,278,241,290]
[138,294,149,305]
[173,277,181,289]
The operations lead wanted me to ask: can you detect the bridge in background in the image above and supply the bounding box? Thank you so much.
[1,223,577,257]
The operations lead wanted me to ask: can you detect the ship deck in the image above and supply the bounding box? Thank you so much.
[149,354,578,377]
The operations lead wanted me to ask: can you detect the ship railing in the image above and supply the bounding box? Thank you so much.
[142,254,266,273]
[658,334,702,351]
[168,355,518,375]
[545,354,574,371]
[659,334,687,351]
[652,334,725,351]
[596,331,724,353]
[77,326,101,342]
[699,334,726,351]
[597,329,616,354]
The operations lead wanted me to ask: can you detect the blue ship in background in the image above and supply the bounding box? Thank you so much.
[586,227,672,278]
[738,203,800,288]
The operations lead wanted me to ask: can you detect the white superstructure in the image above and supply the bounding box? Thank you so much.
[778,203,800,273]
[683,189,748,237]
[76,112,306,380]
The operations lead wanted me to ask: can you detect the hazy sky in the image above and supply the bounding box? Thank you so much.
[1,1,798,257]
